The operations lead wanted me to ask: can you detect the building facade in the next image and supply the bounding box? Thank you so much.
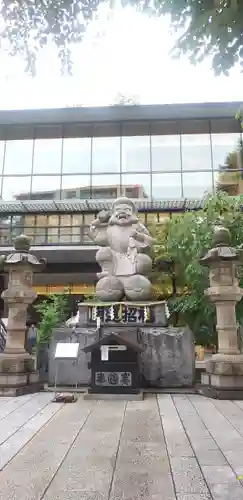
[0,101,241,314]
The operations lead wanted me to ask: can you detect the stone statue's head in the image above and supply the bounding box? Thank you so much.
[109,197,138,226]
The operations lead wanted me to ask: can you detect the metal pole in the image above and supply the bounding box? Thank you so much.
[54,361,59,396]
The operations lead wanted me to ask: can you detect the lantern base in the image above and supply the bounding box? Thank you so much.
[200,371,243,400]
[0,353,42,396]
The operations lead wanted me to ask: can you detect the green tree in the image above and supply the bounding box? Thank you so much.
[3,0,243,75]
[0,0,101,74]
[131,0,243,76]
[153,192,243,346]
[34,292,69,344]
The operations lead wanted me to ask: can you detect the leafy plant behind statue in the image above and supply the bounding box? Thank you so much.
[34,293,69,345]
[152,193,243,347]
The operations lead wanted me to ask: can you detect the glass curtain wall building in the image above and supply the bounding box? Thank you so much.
[0,101,241,247]
[0,116,241,203]
[0,101,241,312]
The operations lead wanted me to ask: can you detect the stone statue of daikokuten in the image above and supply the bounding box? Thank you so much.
[88,197,154,302]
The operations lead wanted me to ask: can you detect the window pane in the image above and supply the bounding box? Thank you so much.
[0,142,5,175]
[122,136,150,172]
[181,134,212,171]
[60,214,72,226]
[62,138,91,174]
[92,137,120,173]
[182,172,213,198]
[72,214,83,225]
[152,173,182,199]
[34,232,47,244]
[47,227,59,244]
[23,215,35,229]
[4,140,33,175]
[48,215,59,226]
[2,176,31,200]
[33,139,62,174]
[121,173,151,199]
[211,133,241,170]
[91,174,120,199]
[35,215,48,226]
[61,175,91,199]
[151,135,181,172]
[0,226,11,244]
[31,176,61,198]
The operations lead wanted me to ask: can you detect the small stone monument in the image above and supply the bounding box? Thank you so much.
[200,226,243,399]
[0,234,46,396]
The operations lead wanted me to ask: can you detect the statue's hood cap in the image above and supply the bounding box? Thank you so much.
[112,197,136,210]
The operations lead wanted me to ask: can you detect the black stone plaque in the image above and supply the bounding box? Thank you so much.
[95,371,132,387]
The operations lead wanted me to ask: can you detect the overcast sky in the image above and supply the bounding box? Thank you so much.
[0,6,242,109]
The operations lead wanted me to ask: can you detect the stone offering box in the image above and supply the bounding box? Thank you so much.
[83,333,142,395]
[48,301,195,389]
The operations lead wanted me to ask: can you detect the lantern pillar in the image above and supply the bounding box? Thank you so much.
[0,235,46,396]
[200,226,243,399]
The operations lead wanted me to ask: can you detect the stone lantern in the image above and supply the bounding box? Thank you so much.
[0,234,46,396]
[200,226,243,399]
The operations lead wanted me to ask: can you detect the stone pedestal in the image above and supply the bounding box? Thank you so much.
[48,302,195,388]
[199,227,243,399]
[0,353,39,396]
[0,234,45,396]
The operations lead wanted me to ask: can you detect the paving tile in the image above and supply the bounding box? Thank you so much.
[157,395,194,457]
[42,493,108,500]
[170,456,209,495]
[177,495,211,500]
[0,401,63,469]
[0,394,37,420]
[0,392,54,444]
[234,401,243,410]
[121,400,163,444]
[201,465,236,484]
[46,493,174,500]
[196,450,228,466]
[42,400,126,500]
[191,439,219,453]
[230,465,243,478]
[2,392,243,500]
[116,440,167,468]
[110,396,176,500]
[110,467,175,499]
[224,451,243,467]
[209,482,243,500]
[0,398,94,500]
[173,395,220,458]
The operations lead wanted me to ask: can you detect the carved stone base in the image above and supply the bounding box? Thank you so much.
[200,371,243,400]
[0,353,42,396]
[206,354,243,376]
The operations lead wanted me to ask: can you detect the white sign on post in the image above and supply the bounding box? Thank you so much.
[55,342,79,359]
[101,346,109,361]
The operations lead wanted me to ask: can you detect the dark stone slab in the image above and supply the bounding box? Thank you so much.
[0,381,43,397]
[138,326,195,388]
[198,385,243,400]
[48,327,97,386]
[48,322,195,389]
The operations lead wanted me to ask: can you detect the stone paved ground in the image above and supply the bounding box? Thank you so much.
[0,394,243,499]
